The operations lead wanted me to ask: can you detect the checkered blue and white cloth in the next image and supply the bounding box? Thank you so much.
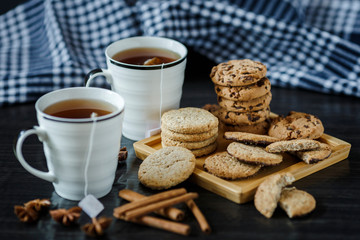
[1,0,360,106]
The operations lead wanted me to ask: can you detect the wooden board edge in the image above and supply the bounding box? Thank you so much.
[190,168,244,204]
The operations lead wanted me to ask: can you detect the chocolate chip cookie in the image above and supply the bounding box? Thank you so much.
[214,77,271,101]
[218,92,272,112]
[210,59,267,86]
[217,107,271,126]
[268,111,324,140]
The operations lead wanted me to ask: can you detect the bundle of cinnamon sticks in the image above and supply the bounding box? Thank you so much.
[113,188,211,236]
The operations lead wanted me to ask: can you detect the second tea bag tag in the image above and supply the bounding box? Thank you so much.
[78,194,104,218]
[145,63,164,138]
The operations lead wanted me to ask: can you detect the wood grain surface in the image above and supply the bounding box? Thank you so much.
[1,50,359,239]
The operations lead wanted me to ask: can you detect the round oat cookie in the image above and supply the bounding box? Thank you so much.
[279,187,316,218]
[161,107,219,134]
[210,59,267,86]
[218,92,272,112]
[162,141,218,158]
[217,107,270,126]
[268,111,324,140]
[227,142,283,166]
[161,133,218,150]
[254,173,295,218]
[204,152,261,180]
[224,132,279,146]
[189,141,218,157]
[161,124,218,142]
[215,77,271,101]
[138,146,195,190]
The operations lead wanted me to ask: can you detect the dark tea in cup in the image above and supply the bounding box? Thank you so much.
[111,47,181,65]
[44,99,116,118]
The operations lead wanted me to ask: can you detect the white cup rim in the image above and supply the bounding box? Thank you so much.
[105,36,188,70]
[35,87,125,123]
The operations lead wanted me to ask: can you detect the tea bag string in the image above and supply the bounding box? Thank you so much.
[84,112,98,197]
[159,63,164,127]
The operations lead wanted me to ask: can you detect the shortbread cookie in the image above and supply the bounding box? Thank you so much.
[162,141,217,158]
[224,132,279,146]
[218,92,272,112]
[204,152,261,180]
[210,59,267,86]
[215,77,271,101]
[295,143,332,164]
[138,146,195,190]
[161,133,218,150]
[254,173,295,218]
[217,107,270,126]
[279,187,316,218]
[161,107,218,134]
[161,125,218,142]
[268,111,324,140]
[227,142,283,166]
[265,139,321,153]
[222,120,270,135]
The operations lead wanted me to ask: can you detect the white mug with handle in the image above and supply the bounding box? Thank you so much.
[14,87,125,201]
[85,36,187,141]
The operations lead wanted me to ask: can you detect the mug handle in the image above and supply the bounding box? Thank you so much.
[14,127,56,182]
[84,68,113,88]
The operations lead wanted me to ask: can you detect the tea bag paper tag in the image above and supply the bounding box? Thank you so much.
[145,127,161,138]
[78,194,104,218]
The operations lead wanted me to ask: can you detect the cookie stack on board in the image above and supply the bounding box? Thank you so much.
[210,59,271,134]
[161,107,219,157]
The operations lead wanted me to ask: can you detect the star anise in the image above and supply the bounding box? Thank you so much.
[50,206,82,226]
[14,198,51,223]
[81,217,112,237]
[118,146,128,161]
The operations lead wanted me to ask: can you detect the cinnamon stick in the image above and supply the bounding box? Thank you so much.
[119,189,184,221]
[186,200,211,234]
[124,215,190,236]
[114,188,186,218]
[124,192,198,220]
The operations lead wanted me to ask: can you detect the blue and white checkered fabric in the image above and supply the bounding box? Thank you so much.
[1,0,360,105]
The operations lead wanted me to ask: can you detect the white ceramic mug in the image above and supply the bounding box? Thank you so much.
[85,36,187,141]
[14,87,125,201]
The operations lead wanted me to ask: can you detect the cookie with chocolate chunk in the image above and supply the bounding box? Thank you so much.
[227,142,283,166]
[218,92,272,112]
[214,77,271,101]
[224,132,279,146]
[268,111,324,140]
[222,120,270,135]
[217,107,270,126]
[210,59,267,86]
[265,139,321,153]
[254,173,295,218]
[295,142,332,164]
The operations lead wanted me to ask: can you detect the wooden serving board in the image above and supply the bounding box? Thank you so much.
[133,132,351,204]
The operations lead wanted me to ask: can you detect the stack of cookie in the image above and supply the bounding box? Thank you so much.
[210,59,272,135]
[161,107,219,157]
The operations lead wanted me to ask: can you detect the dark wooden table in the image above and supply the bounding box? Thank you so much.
[1,51,359,240]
